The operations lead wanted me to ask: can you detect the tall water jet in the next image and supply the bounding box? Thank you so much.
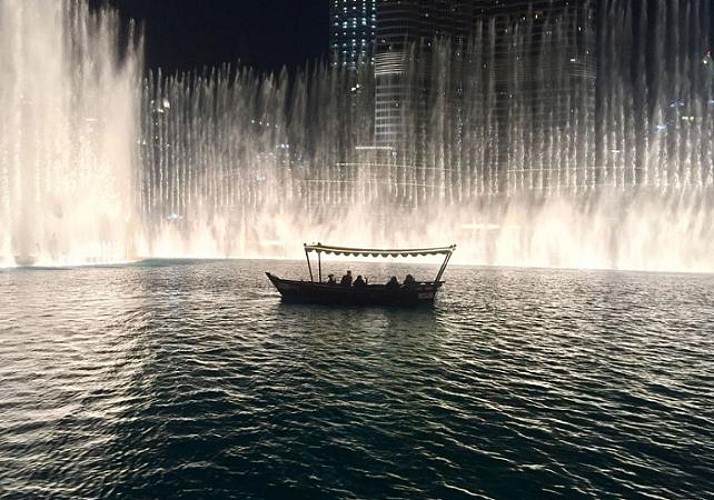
[0,0,141,266]
[137,63,371,258]
[137,0,714,272]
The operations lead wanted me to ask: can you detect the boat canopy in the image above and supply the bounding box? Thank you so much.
[304,243,455,258]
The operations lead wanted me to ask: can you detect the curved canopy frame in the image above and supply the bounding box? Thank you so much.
[304,243,455,258]
[303,243,456,283]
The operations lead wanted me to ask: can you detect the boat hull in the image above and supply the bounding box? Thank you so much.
[266,272,442,307]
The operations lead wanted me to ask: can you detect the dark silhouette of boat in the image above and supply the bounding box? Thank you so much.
[266,243,456,306]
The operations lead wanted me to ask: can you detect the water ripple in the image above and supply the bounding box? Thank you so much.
[1,262,713,498]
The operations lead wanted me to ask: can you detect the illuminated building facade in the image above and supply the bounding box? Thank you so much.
[374,0,477,149]
[488,1,597,191]
[330,0,598,194]
[329,0,378,69]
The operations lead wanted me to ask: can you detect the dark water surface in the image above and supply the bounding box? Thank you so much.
[1,260,713,499]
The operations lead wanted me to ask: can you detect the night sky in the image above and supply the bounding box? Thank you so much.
[90,0,329,73]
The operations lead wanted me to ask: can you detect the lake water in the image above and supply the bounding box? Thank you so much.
[1,260,713,498]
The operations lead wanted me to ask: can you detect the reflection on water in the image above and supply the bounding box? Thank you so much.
[1,261,713,498]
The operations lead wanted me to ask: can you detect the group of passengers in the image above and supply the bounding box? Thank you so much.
[326,270,417,289]
[326,270,365,287]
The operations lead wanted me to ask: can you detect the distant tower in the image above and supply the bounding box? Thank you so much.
[374,0,477,151]
[329,0,377,70]
[486,0,597,192]
[334,0,597,196]
[372,0,596,191]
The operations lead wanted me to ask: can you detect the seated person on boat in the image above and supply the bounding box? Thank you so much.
[403,274,416,289]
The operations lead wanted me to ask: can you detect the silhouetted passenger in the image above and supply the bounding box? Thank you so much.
[340,270,353,287]
[327,274,336,284]
[354,275,366,288]
[403,274,416,289]
[386,276,399,289]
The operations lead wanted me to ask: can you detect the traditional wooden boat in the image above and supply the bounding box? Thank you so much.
[266,243,456,306]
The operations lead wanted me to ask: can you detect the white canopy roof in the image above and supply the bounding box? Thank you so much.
[304,243,456,258]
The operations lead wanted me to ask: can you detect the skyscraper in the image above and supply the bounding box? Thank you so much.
[329,0,377,70]
[328,0,598,196]
[374,0,477,149]
[487,0,597,192]
[371,0,597,192]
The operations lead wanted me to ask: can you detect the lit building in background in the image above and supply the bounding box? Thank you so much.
[329,0,377,69]
[328,0,598,194]
[372,1,596,185]
[374,0,477,150]
[487,0,597,192]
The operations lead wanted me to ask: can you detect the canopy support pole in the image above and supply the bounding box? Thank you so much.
[318,253,322,282]
[434,246,455,282]
[305,247,314,282]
